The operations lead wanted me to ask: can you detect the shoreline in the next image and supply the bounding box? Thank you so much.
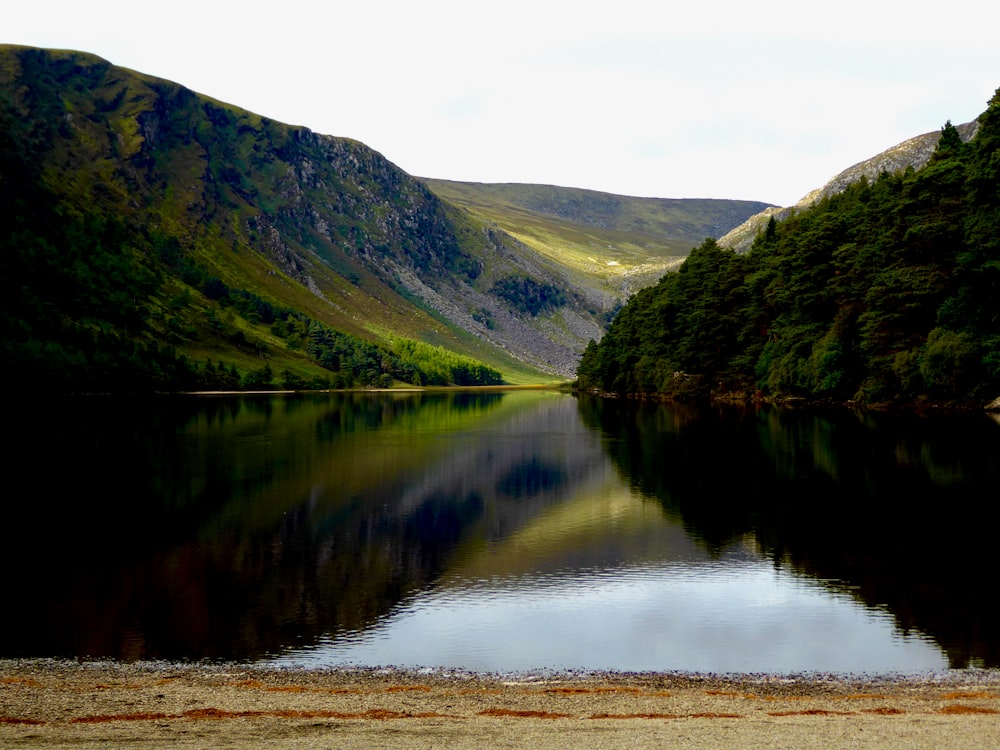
[575,387,1000,414]
[4,661,999,748]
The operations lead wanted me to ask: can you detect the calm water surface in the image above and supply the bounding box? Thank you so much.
[4,391,998,672]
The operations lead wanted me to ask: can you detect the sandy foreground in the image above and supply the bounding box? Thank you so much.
[2,661,999,749]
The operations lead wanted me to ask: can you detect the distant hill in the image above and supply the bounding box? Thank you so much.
[423,179,772,300]
[0,45,769,389]
[719,120,981,253]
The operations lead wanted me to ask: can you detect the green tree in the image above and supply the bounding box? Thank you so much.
[243,363,275,390]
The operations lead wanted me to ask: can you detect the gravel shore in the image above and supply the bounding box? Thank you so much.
[2,660,999,748]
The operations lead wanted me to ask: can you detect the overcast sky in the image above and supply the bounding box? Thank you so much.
[7,1,999,206]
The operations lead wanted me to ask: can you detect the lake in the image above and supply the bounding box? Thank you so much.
[4,391,998,673]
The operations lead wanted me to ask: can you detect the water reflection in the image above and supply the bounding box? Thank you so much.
[576,396,1000,669]
[2,392,997,671]
[4,391,601,661]
[292,560,943,673]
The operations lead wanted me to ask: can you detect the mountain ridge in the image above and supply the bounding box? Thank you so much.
[719,120,981,253]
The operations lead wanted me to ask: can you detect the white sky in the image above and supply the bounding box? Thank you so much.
[7,1,999,206]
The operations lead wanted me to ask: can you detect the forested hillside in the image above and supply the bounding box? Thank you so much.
[577,91,1000,407]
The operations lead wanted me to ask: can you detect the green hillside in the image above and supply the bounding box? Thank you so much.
[577,96,1000,408]
[424,179,772,299]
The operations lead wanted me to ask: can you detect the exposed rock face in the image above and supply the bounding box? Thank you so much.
[719,120,981,253]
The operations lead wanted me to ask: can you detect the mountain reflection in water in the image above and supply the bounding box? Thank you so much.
[3,392,998,671]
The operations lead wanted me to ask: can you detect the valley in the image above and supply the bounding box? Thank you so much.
[0,45,770,389]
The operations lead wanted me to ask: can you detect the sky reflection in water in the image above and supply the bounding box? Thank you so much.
[270,481,946,674]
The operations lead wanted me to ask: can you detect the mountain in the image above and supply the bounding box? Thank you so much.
[423,179,772,300]
[0,45,768,390]
[719,120,981,253]
[577,96,1000,407]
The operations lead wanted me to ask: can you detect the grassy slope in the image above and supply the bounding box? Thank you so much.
[423,179,774,297]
